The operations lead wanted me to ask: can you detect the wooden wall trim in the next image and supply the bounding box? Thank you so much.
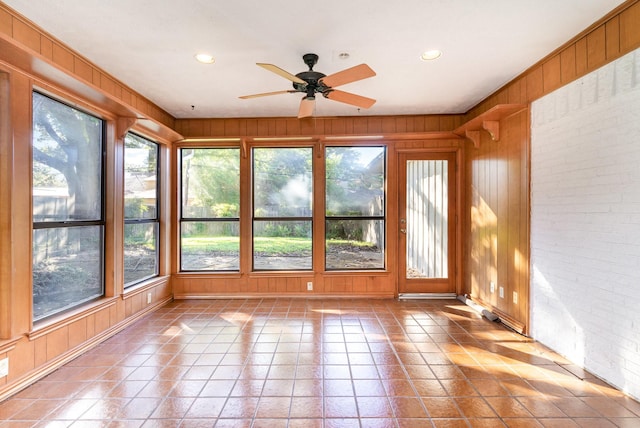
[173,293,395,300]
[0,3,178,138]
[466,0,640,120]
[175,116,465,139]
[0,70,11,340]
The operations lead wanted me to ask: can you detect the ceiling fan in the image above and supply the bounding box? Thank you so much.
[239,53,376,118]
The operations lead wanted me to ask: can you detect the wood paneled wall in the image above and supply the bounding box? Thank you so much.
[463,0,640,333]
[0,3,175,132]
[464,110,530,332]
[0,5,179,400]
[175,115,463,138]
[172,137,464,300]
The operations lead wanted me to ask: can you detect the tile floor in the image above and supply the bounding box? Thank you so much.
[0,298,639,427]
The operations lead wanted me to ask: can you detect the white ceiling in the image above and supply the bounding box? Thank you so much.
[3,0,626,119]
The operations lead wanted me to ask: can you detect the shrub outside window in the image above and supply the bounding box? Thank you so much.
[124,133,159,287]
[32,92,105,321]
[253,147,313,270]
[325,146,385,270]
[180,148,240,271]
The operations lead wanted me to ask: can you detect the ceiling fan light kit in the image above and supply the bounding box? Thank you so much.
[240,53,376,118]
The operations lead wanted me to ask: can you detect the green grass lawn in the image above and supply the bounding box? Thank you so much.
[181,235,376,254]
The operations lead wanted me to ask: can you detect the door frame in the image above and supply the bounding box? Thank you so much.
[396,148,462,296]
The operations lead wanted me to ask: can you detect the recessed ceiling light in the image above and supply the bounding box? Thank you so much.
[195,53,215,64]
[420,50,442,61]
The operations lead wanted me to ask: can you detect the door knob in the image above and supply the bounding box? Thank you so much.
[400,228,406,234]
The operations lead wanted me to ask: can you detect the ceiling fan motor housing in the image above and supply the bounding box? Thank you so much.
[294,53,330,98]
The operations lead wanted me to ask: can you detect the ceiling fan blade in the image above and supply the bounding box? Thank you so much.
[239,90,295,99]
[257,63,306,85]
[325,90,376,109]
[320,64,376,88]
[298,97,315,118]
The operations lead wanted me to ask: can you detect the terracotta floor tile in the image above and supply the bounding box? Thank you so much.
[455,397,498,418]
[148,397,194,419]
[219,396,259,418]
[356,396,394,418]
[422,396,463,418]
[388,396,429,418]
[254,396,291,418]
[0,299,636,427]
[324,396,359,418]
[183,396,227,418]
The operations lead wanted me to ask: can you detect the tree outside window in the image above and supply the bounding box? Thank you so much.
[180,148,240,271]
[124,133,159,286]
[32,92,104,321]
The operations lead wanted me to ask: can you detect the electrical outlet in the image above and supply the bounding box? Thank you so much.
[490,282,495,293]
[147,292,152,304]
[499,286,504,299]
[513,291,518,304]
[0,358,8,378]
[307,282,313,291]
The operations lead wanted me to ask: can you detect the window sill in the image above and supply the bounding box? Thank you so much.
[121,275,170,300]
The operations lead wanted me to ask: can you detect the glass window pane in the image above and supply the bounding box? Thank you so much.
[33,226,103,321]
[253,148,312,218]
[124,223,158,285]
[326,219,384,270]
[326,147,384,216]
[182,148,240,218]
[32,92,103,222]
[125,134,157,220]
[181,221,239,271]
[253,221,312,270]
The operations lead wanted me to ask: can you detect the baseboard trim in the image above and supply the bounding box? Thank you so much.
[398,293,457,300]
[173,293,395,300]
[0,296,172,402]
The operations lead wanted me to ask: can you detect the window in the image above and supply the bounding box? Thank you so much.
[253,147,313,270]
[124,133,159,287]
[325,146,385,270]
[32,92,104,321]
[180,148,240,271]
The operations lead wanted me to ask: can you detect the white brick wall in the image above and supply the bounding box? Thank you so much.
[531,48,640,400]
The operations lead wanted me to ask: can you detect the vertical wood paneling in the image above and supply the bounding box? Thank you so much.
[464,110,529,330]
[587,25,607,69]
[0,8,11,35]
[620,1,640,51]
[11,18,39,52]
[52,43,74,72]
[526,68,544,101]
[606,16,621,59]
[560,45,577,84]
[543,55,562,93]
[40,36,53,60]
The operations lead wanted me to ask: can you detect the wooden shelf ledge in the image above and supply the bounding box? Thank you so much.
[454,104,526,147]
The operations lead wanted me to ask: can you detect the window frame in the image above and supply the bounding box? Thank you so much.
[324,145,387,271]
[251,146,314,272]
[123,132,160,288]
[31,91,106,321]
[179,147,241,272]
